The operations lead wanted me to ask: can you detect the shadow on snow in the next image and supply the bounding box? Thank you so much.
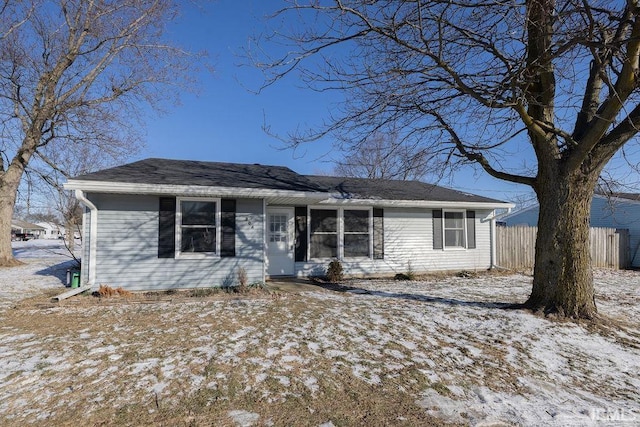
[311,281,521,310]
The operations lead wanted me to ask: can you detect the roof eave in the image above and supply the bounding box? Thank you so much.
[64,180,514,209]
[318,197,515,209]
[64,180,330,200]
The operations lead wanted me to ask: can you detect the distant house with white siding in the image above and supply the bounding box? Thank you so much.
[64,158,514,291]
[35,222,65,240]
[11,219,44,239]
[502,193,640,267]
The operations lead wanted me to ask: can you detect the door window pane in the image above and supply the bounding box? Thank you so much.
[269,214,288,243]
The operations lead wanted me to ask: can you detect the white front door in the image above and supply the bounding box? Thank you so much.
[266,208,295,276]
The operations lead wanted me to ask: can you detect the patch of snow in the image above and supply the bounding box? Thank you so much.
[0,245,639,426]
[303,376,319,393]
[228,409,260,427]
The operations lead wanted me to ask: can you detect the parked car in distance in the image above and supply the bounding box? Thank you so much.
[13,233,36,241]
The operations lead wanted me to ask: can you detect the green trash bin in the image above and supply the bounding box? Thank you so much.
[71,271,80,288]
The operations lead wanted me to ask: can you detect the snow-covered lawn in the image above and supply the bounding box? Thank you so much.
[0,242,638,426]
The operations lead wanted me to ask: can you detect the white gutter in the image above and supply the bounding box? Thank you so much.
[320,197,515,210]
[65,179,330,200]
[486,207,513,269]
[262,198,267,284]
[74,190,98,287]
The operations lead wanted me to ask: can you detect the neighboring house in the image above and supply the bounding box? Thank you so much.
[11,219,44,240]
[35,222,65,240]
[502,193,640,267]
[64,158,514,291]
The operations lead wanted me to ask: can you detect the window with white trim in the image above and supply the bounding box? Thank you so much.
[444,210,465,248]
[310,209,338,258]
[177,198,219,256]
[309,208,372,259]
[343,209,370,257]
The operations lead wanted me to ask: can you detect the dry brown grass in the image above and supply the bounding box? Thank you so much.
[2,271,638,426]
[0,292,450,426]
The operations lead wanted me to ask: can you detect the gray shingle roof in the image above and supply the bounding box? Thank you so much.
[71,158,325,193]
[307,175,505,204]
[71,158,508,204]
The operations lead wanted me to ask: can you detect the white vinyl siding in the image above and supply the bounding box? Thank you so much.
[295,207,492,277]
[87,194,264,291]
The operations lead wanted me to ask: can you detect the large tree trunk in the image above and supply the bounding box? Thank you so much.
[0,163,27,266]
[527,171,598,318]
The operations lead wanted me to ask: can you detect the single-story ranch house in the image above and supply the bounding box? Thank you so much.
[64,158,514,291]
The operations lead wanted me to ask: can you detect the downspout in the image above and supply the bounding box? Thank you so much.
[262,198,267,284]
[74,190,98,287]
[488,207,512,270]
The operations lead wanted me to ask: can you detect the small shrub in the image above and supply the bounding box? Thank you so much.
[237,267,248,286]
[405,261,416,280]
[394,273,411,281]
[97,285,133,298]
[326,259,344,283]
[115,287,133,297]
[97,285,116,298]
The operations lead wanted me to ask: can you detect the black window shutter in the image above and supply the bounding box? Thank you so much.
[158,197,176,258]
[221,199,236,257]
[433,209,443,250]
[373,208,384,259]
[294,206,308,262]
[466,210,476,249]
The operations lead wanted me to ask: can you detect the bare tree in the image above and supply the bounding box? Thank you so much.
[256,1,640,319]
[32,134,135,253]
[334,131,435,180]
[0,0,203,266]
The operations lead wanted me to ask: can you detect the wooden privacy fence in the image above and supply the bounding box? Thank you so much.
[496,226,630,270]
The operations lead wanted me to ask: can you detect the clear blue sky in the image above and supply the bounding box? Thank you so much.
[138,1,637,206]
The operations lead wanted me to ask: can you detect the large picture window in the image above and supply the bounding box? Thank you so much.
[309,208,371,259]
[178,198,219,255]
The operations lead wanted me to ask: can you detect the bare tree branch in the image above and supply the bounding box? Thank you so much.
[0,0,207,265]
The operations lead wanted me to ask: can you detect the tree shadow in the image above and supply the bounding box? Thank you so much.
[35,259,79,286]
[308,280,523,310]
